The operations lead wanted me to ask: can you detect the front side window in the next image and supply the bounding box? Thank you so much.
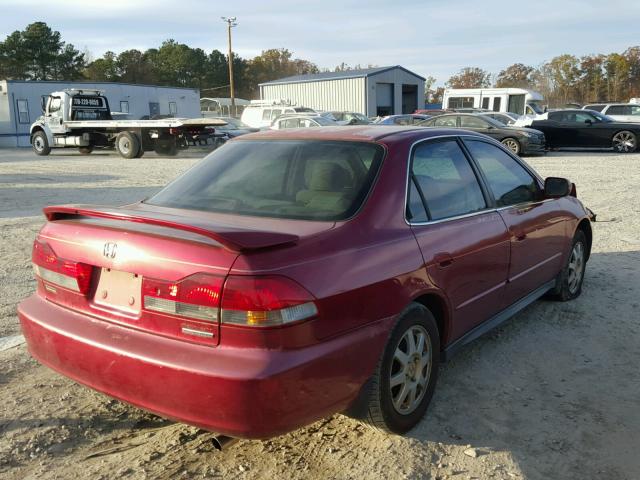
[49,97,62,113]
[464,139,539,207]
[409,139,486,221]
[281,118,299,129]
[147,140,384,221]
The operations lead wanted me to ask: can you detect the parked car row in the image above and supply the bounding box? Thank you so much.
[210,101,639,154]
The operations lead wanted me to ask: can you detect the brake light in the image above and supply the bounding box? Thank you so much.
[142,273,223,322]
[32,239,93,294]
[221,275,318,327]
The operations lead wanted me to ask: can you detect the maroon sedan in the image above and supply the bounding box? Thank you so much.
[18,127,592,440]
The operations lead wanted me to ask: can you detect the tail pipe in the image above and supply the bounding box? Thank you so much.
[211,435,239,451]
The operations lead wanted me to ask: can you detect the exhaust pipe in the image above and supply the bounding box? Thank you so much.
[211,435,239,451]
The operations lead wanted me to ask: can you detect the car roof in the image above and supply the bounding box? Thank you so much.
[232,126,483,144]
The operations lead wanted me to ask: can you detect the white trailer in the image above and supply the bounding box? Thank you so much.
[443,88,544,116]
[31,89,225,158]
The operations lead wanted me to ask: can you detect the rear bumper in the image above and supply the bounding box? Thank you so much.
[18,294,391,439]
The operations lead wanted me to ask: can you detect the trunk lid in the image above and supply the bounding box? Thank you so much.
[33,203,329,346]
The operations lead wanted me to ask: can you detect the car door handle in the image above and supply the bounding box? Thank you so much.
[434,253,454,268]
[514,231,527,241]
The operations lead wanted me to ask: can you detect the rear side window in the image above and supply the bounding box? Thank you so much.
[148,140,384,221]
[409,139,486,221]
[464,139,539,207]
[261,109,272,121]
[433,115,457,127]
[586,104,606,112]
[460,116,487,128]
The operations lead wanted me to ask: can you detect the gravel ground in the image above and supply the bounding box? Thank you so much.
[0,147,639,480]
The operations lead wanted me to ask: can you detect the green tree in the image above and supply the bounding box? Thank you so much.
[84,51,119,81]
[446,67,491,88]
[0,22,84,80]
[246,48,318,96]
[578,54,606,102]
[604,53,630,101]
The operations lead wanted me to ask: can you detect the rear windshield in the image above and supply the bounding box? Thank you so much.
[147,140,385,221]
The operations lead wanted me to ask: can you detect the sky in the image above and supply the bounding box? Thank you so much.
[1,0,640,85]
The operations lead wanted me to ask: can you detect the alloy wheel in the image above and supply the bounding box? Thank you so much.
[389,325,432,415]
[567,241,585,294]
[612,131,636,152]
[502,139,520,154]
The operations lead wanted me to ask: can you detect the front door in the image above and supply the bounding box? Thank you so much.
[459,115,501,141]
[45,96,65,135]
[463,138,568,303]
[407,138,510,341]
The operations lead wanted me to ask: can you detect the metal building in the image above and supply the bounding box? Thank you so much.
[259,66,425,117]
[0,80,201,147]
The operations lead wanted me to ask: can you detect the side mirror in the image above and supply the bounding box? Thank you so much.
[584,119,592,125]
[40,95,48,113]
[544,177,571,198]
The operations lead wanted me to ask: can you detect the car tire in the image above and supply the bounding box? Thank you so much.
[548,230,587,302]
[501,137,521,155]
[78,146,93,155]
[134,146,145,158]
[115,132,141,159]
[612,130,637,153]
[32,131,51,156]
[361,303,440,434]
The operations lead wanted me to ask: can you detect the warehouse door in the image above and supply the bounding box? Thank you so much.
[149,102,160,118]
[376,83,394,116]
[402,84,418,114]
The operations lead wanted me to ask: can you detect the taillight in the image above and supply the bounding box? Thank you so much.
[221,275,318,327]
[142,273,223,322]
[570,183,577,197]
[32,239,93,294]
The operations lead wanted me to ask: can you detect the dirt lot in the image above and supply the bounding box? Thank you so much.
[1,147,639,480]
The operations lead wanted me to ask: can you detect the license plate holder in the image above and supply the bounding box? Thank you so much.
[93,268,142,315]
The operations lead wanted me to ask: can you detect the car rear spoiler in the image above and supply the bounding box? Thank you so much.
[43,205,299,252]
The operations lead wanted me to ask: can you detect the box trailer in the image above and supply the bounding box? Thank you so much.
[443,88,544,116]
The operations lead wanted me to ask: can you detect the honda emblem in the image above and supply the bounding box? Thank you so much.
[103,242,117,259]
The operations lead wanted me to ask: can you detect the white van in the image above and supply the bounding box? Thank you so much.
[241,100,315,129]
[442,88,544,116]
[582,103,640,123]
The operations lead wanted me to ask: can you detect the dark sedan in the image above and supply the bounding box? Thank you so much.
[529,109,638,152]
[418,113,545,156]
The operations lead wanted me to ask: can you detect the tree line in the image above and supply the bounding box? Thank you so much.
[431,47,640,107]
[0,22,318,99]
[2,22,639,107]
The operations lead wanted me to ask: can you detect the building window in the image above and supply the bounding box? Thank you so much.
[17,99,30,124]
[169,102,177,115]
[120,101,129,113]
[448,96,474,109]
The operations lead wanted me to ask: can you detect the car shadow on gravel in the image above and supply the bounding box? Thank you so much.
[401,251,640,480]
[0,186,162,218]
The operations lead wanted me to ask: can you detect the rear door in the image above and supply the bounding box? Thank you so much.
[407,137,510,340]
[463,138,568,303]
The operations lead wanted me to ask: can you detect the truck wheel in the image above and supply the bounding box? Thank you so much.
[32,131,51,156]
[79,146,93,155]
[361,303,440,434]
[134,147,145,158]
[154,140,178,156]
[115,132,141,159]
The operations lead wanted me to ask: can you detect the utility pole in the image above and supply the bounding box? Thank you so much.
[221,16,237,113]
